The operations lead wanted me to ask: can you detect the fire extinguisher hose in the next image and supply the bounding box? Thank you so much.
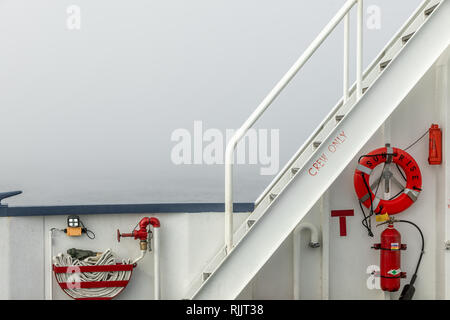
[396,219,425,300]
[397,220,425,285]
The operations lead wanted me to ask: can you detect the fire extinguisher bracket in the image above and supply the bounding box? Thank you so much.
[371,243,407,251]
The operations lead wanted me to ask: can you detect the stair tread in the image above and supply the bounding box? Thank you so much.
[425,3,439,16]
[202,273,211,281]
[380,59,392,70]
[402,32,415,44]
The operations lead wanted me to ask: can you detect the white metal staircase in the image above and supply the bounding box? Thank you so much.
[186,0,450,299]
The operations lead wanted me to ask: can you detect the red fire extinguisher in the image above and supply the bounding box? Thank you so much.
[372,220,407,292]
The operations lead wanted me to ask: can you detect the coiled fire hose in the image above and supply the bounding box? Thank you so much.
[53,249,132,299]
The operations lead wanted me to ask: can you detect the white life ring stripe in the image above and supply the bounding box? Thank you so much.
[372,197,381,210]
[357,164,372,175]
[359,192,381,209]
[403,188,420,202]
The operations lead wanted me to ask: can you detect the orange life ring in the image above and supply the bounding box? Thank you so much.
[354,146,422,215]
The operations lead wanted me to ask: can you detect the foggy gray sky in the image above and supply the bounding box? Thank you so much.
[0,0,422,206]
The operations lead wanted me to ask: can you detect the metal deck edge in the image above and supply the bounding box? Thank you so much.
[0,202,254,217]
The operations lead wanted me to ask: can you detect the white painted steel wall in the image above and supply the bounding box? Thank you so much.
[0,212,250,299]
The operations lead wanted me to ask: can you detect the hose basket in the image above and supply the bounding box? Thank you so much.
[53,250,136,300]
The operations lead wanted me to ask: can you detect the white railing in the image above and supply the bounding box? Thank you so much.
[224,0,363,252]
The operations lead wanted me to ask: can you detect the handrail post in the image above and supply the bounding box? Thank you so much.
[356,0,363,99]
[225,139,236,253]
[343,12,350,103]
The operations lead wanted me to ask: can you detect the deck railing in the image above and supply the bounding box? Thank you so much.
[224,0,363,252]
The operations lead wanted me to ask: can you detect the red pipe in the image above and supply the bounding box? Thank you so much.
[117,217,160,242]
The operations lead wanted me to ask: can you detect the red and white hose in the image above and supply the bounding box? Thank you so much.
[53,249,132,299]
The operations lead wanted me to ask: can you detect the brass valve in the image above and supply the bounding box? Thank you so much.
[140,240,148,251]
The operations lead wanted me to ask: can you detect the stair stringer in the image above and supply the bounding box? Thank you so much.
[194,1,450,300]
